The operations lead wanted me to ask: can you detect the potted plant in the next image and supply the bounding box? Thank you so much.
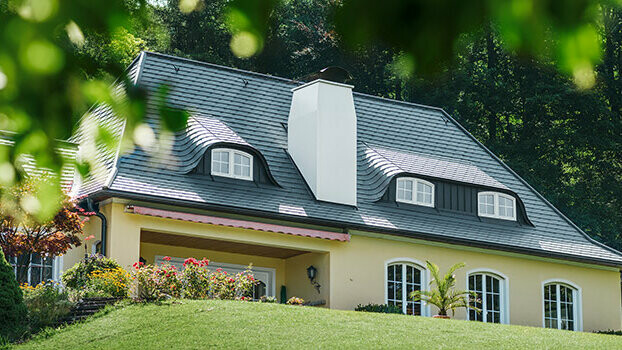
[410,261,479,319]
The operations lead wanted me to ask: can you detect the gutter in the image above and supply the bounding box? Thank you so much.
[88,188,622,269]
[83,198,108,256]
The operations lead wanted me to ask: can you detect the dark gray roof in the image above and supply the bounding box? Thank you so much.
[80,51,622,267]
[358,142,509,202]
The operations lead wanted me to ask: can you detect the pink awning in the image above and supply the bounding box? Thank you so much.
[126,205,350,242]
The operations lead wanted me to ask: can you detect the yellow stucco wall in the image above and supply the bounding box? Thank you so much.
[329,233,621,331]
[60,201,622,331]
[285,253,330,306]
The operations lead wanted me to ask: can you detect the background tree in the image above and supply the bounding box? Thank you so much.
[1,0,620,252]
[0,176,85,283]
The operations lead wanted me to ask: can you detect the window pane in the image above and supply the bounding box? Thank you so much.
[405,265,422,316]
[43,266,53,281]
[233,153,251,178]
[498,196,515,218]
[387,264,403,312]
[415,182,433,205]
[468,274,484,322]
[397,179,413,201]
[31,253,41,265]
[30,266,42,285]
[212,150,230,174]
[479,194,495,215]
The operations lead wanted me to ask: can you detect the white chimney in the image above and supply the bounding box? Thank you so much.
[287,78,357,206]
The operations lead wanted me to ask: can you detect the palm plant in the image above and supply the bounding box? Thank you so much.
[410,261,479,318]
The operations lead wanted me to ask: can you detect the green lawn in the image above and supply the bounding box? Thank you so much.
[14,300,622,349]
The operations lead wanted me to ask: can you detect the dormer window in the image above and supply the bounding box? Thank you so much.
[396,177,434,207]
[478,192,516,221]
[211,148,253,180]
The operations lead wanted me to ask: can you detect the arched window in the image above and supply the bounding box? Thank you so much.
[396,177,434,207]
[543,281,581,331]
[467,270,509,324]
[211,148,253,180]
[386,259,427,315]
[477,192,516,221]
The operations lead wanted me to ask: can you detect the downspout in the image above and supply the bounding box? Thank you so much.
[85,198,107,256]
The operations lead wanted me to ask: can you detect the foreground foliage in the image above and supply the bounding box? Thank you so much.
[0,248,27,342]
[0,176,85,283]
[15,299,622,349]
[20,282,72,333]
[62,254,124,299]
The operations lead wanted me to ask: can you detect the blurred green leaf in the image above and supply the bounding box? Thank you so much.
[156,84,189,132]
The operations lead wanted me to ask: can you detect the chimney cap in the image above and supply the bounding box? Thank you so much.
[303,66,352,84]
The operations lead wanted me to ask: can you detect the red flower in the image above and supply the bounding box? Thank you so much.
[163,256,171,261]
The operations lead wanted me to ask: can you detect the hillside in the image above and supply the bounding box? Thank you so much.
[15,300,622,349]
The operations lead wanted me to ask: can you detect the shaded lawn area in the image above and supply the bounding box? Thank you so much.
[15,300,622,349]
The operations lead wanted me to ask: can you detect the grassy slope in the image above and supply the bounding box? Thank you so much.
[15,300,622,349]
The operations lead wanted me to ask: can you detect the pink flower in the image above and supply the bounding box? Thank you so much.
[85,234,95,241]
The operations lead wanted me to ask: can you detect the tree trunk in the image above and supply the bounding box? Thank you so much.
[486,25,498,142]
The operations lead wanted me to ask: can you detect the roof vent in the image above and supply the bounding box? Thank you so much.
[303,66,352,84]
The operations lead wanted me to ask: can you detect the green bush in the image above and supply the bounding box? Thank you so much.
[0,248,28,342]
[21,282,73,332]
[355,303,403,314]
[62,254,122,290]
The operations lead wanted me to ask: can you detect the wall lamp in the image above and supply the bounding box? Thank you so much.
[307,265,321,293]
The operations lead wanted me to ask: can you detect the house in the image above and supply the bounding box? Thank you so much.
[49,52,622,331]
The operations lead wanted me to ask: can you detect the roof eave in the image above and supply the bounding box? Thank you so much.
[88,188,622,269]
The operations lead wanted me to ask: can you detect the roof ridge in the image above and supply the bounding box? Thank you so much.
[141,51,448,115]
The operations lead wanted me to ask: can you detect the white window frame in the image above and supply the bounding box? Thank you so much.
[396,177,435,208]
[477,191,516,221]
[466,268,510,324]
[210,148,253,181]
[541,279,582,331]
[384,257,430,316]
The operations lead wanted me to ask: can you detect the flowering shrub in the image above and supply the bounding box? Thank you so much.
[131,264,164,301]
[155,261,182,298]
[259,296,277,303]
[131,257,258,302]
[62,254,122,290]
[131,257,182,301]
[209,266,255,300]
[180,258,210,299]
[86,267,131,298]
[286,297,304,305]
[20,281,73,331]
